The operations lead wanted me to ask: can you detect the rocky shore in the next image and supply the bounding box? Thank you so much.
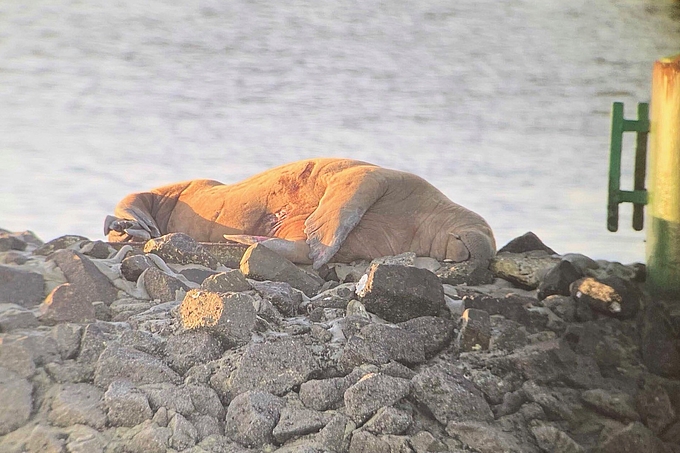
[0,228,678,453]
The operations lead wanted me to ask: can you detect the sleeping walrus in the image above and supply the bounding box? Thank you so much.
[105,158,496,269]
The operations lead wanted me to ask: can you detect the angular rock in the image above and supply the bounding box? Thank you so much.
[489,316,530,352]
[201,269,252,293]
[177,265,220,285]
[462,293,537,329]
[169,412,199,450]
[272,405,333,444]
[47,383,106,429]
[340,323,427,369]
[250,280,303,317]
[50,249,118,303]
[104,380,154,427]
[140,382,196,416]
[40,282,97,324]
[410,431,448,453]
[187,383,226,419]
[33,235,88,255]
[121,254,155,281]
[435,260,494,286]
[141,267,190,302]
[144,233,220,269]
[307,283,356,311]
[0,367,33,435]
[0,265,44,307]
[224,390,285,448]
[51,323,83,360]
[537,260,583,301]
[179,289,256,346]
[0,303,39,331]
[498,232,557,255]
[541,295,577,323]
[344,372,411,423]
[446,421,528,453]
[494,339,579,384]
[166,330,226,375]
[190,414,224,441]
[398,316,456,358]
[490,251,560,289]
[348,430,390,453]
[94,344,182,388]
[0,330,60,377]
[224,337,320,400]
[363,406,412,435]
[240,243,323,296]
[299,370,364,411]
[44,360,93,383]
[598,422,667,453]
[530,424,584,453]
[639,300,680,379]
[410,364,493,424]
[24,424,68,453]
[0,232,28,252]
[65,424,108,453]
[635,384,675,435]
[80,239,114,259]
[581,388,639,423]
[356,263,445,323]
[521,381,575,422]
[128,421,172,453]
[456,308,491,352]
[120,329,166,357]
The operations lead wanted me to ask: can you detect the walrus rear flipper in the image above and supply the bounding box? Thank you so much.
[104,205,161,242]
[304,167,388,269]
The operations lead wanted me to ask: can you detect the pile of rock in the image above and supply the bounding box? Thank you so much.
[0,228,678,453]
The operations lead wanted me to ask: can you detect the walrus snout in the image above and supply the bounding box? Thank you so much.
[447,228,496,264]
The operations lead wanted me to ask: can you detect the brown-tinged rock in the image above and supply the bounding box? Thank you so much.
[490,251,560,289]
[240,243,323,297]
[144,233,220,269]
[179,289,256,346]
[40,283,96,324]
[456,308,491,352]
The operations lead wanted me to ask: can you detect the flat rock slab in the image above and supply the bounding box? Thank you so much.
[581,388,639,423]
[225,337,321,400]
[490,251,560,289]
[410,364,493,424]
[240,243,323,297]
[356,263,445,323]
[0,265,45,307]
[0,303,39,331]
[179,289,256,347]
[446,421,530,453]
[94,344,182,389]
[435,260,494,286]
[272,405,333,444]
[144,233,220,269]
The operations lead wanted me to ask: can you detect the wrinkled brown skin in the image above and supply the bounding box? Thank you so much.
[106,158,496,269]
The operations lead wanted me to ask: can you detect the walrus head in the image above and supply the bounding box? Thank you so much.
[446,226,496,264]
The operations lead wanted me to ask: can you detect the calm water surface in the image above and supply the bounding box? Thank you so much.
[1,0,679,262]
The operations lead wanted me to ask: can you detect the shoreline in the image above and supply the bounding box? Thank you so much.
[0,228,678,452]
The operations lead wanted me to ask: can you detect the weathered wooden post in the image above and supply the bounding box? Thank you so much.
[607,54,680,298]
[647,54,680,299]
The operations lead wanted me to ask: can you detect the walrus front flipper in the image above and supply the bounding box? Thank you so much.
[304,168,388,269]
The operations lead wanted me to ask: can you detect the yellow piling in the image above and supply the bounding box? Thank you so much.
[647,54,680,299]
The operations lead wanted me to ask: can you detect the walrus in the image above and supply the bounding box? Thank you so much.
[105,158,496,269]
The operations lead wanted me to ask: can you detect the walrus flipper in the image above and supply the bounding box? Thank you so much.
[304,168,388,269]
[104,205,161,242]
